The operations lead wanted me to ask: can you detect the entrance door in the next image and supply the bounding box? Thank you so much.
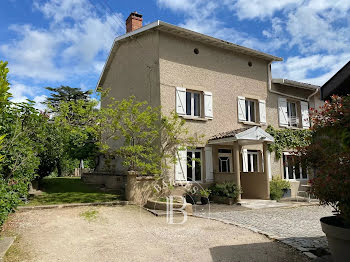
[187,149,202,182]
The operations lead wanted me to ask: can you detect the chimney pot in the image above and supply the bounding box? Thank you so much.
[126,12,143,33]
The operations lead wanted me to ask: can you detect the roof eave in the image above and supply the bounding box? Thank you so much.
[272,78,320,90]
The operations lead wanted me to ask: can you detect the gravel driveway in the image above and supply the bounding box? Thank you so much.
[2,205,309,262]
[195,204,333,257]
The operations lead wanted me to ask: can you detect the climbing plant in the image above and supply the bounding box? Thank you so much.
[266,125,312,158]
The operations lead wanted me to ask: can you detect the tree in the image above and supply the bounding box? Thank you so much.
[0,61,12,110]
[298,95,350,225]
[44,86,91,112]
[100,96,203,177]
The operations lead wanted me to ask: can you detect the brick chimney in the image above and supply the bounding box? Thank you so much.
[126,12,143,33]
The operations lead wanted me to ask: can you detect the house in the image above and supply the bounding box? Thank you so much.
[97,12,323,200]
[321,61,350,100]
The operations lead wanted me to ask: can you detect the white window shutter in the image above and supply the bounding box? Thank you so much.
[242,149,248,172]
[176,87,186,115]
[237,96,246,122]
[300,101,310,129]
[278,97,288,127]
[205,147,213,182]
[259,99,266,124]
[204,91,213,119]
[175,148,187,182]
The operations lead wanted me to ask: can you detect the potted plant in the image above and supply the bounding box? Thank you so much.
[210,182,242,205]
[298,95,350,262]
[199,189,211,205]
[269,177,291,200]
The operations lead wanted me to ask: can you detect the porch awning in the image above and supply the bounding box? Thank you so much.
[208,126,274,145]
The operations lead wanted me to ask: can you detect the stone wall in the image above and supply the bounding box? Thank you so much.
[81,172,126,191]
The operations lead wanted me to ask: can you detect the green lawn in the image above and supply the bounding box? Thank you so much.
[26,177,122,206]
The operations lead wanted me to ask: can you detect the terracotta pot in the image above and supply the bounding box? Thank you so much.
[320,216,350,262]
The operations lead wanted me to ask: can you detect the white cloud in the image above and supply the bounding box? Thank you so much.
[225,0,302,20]
[272,53,350,85]
[33,95,48,111]
[1,0,123,82]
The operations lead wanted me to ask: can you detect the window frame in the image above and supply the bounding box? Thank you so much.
[218,149,233,173]
[186,91,201,117]
[286,101,299,127]
[283,152,308,181]
[245,99,257,123]
[186,149,202,182]
[247,150,259,172]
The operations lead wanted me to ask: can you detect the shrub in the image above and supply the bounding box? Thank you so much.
[0,179,21,227]
[270,177,290,200]
[199,188,211,198]
[298,95,350,226]
[210,182,242,199]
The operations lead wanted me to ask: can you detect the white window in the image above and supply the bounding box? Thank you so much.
[245,99,256,122]
[186,91,201,117]
[218,149,232,173]
[287,101,298,127]
[187,149,202,182]
[247,150,259,172]
[283,153,308,180]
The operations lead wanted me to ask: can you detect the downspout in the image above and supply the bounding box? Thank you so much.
[267,62,318,102]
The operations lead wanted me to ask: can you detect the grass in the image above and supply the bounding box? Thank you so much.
[80,209,99,222]
[25,177,122,206]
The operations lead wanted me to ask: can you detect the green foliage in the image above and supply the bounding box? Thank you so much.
[299,95,350,226]
[0,179,21,227]
[0,61,12,109]
[269,177,290,201]
[100,96,202,176]
[80,209,99,222]
[210,182,242,199]
[199,188,211,198]
[44,86,92,112]
[266,125,312,158]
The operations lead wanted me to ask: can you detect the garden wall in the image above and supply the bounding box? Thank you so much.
[81,172,126,191]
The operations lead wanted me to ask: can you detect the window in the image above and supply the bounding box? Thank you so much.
[287,101,298,127]
[247,150,259,172]
[283,154,308,180]
[218,149,232,173]
[245,99,256,122]
[186,91,201,117]
[187,149,202,182]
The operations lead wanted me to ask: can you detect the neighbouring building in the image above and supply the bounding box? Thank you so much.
[321,61,350,100]
[97,12,323,200]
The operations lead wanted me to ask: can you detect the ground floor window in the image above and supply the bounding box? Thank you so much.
[187,149,202,182]
[247,150,259,172]
[283,153,307,180]
[218,149,232,173]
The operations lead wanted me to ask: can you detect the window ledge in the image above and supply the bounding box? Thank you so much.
[181,115,209,121]
[241,121,262,126]
[280,125,302,130]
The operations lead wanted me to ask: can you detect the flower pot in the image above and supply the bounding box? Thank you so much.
[185,194,196,205]
[320,216,350,262]
[211,195,236,205]
[282,188,291,198]
[201,197,209,205]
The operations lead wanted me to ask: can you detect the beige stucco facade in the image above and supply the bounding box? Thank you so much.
[99,26,324,200]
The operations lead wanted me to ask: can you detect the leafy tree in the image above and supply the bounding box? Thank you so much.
[298,95,350,226]
[0,61,12,110]
[100,96,202,177]
[44,86,91,112]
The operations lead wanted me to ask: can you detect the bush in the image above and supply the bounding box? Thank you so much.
[270,177,290,200]
[0,179,21,227]
[210,182,242,199]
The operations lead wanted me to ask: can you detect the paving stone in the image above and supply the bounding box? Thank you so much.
[195,205,333,256]
[0,236,15,262]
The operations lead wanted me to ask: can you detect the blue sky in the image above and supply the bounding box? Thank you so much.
[1,0,350,110]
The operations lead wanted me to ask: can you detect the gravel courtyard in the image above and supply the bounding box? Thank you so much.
[2,205,310,262]
[195,204,333,256]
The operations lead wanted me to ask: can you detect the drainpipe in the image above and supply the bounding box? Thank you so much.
[267,62,318,102]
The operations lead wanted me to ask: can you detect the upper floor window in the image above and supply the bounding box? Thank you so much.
[278,97,310,129]
[245,99,256,122]
[287,101,298,127]
[186,91,201,117]
[176,87,213,119]
[238,96,266,125]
